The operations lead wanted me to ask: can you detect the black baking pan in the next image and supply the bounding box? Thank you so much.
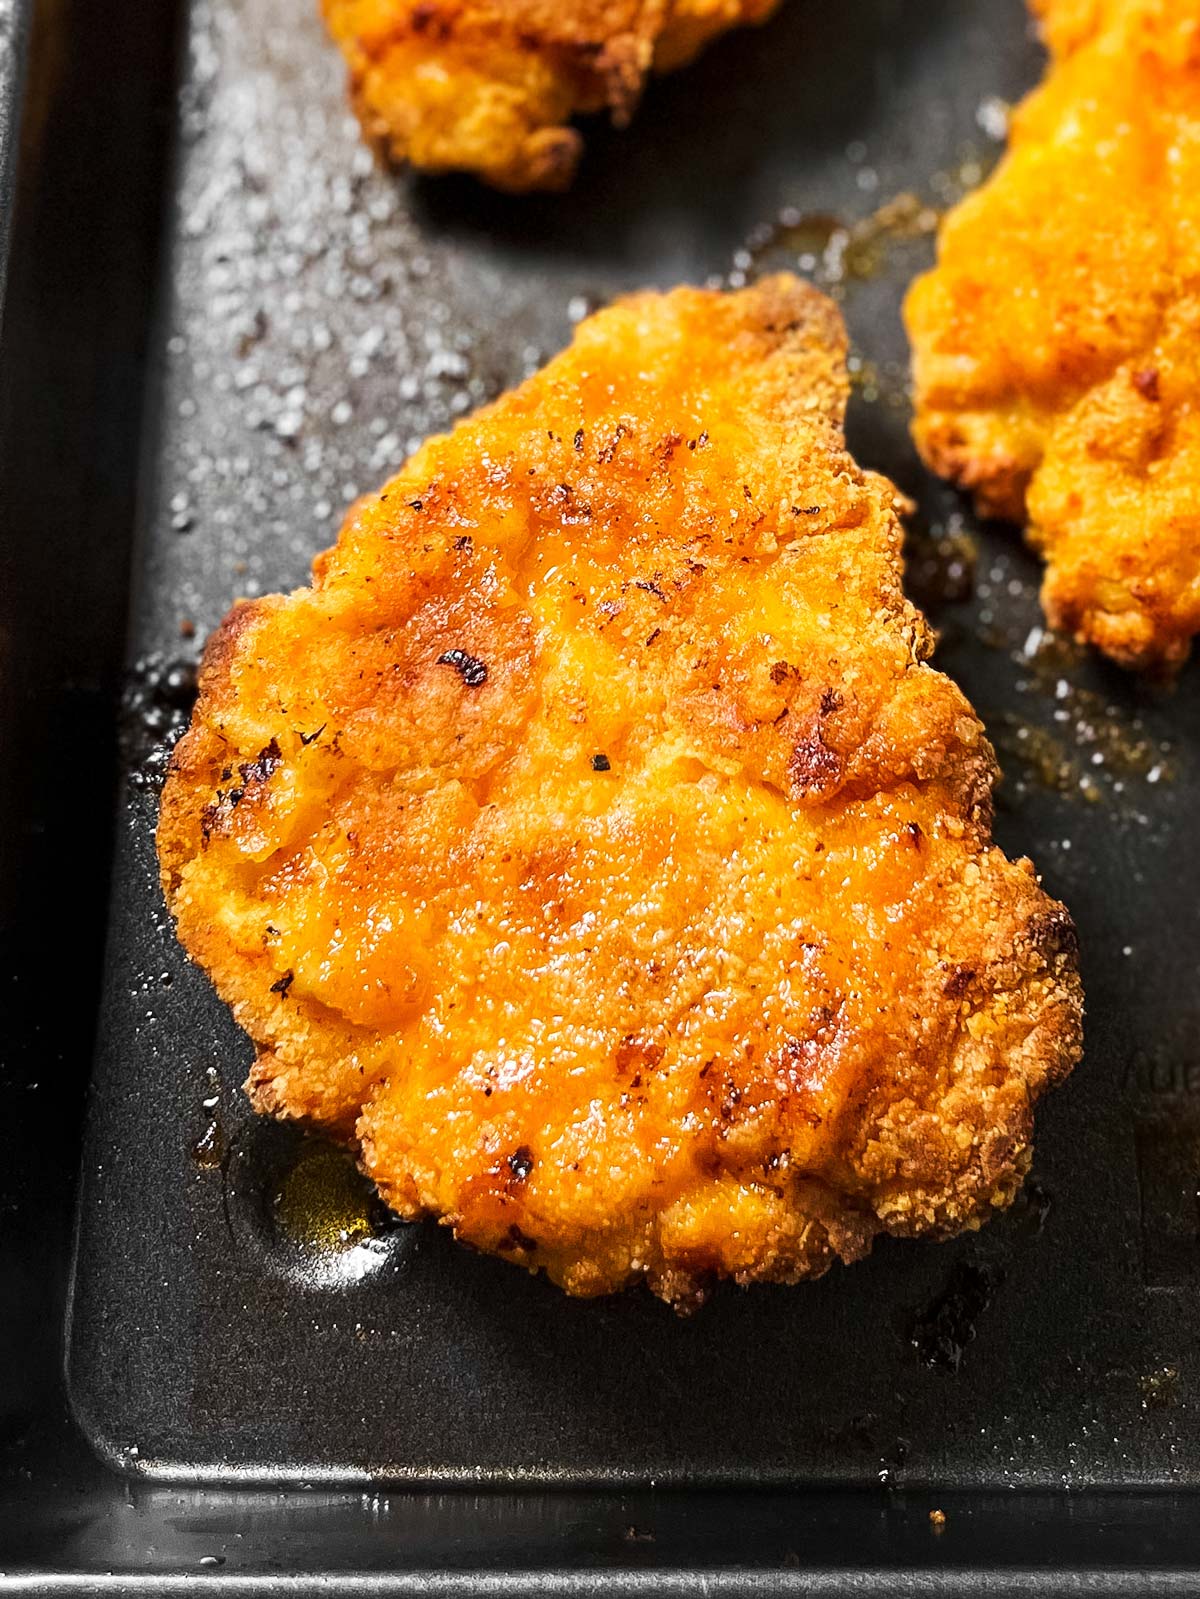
[5,0,1200,1588]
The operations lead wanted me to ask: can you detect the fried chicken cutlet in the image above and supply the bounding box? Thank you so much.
[320,0,782,190]
[905,0,1200,673]
[158,277,1082,1307]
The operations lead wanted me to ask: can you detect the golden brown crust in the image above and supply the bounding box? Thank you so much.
[320,0,783,190]
[159,277,1082,1305]
[905,0,1200,674]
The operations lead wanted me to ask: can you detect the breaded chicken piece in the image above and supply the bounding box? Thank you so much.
[905,0,1200,672]
[159,277,1082,1307]
[320,0,782,190]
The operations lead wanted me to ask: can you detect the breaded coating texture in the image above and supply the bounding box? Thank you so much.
[905,0,1200,673]
[159,278,1082,1307]
[320,0,782,190]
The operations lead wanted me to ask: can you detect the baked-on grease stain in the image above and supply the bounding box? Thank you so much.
[121,654,200,789]
[910,1260,1004,1371]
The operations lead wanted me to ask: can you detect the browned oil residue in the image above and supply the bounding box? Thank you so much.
[737,192,942,297]
[731,142,997,304]
[930,151,993,206]
[748,195,947,292]
[724,191,946,416]
[986,624,1174,802]
[192,1065,225,1169]
[192,1118,225,1169]
[272,1140,377,1254]
[905,525,978,613]
[992,718,1084,799]
[1138,1366,1181,1410]
[846,355,901,408]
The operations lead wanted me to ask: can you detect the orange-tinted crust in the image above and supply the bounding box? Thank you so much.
[159,277,1082,1306]
[320,0,782,190]
[905,0,1200,673]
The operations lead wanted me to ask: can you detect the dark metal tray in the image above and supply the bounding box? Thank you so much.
[6,0,1200,1587]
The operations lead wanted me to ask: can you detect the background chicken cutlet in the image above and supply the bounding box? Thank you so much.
[906,0,1200,673]
[321,0,783,190]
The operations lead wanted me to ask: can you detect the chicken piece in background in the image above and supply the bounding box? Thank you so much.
[320,0,782,191]
[906,0,1200,673]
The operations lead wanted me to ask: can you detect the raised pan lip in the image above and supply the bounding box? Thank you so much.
[0,0,30,337]
[2,1567,1200,1598]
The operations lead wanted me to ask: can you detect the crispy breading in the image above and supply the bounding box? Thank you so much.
[905,0,1200,673]
[320,0,782,190]
[158,277,1082,1307]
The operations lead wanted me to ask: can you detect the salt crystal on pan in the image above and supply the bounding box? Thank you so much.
[977,96,1010,141]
